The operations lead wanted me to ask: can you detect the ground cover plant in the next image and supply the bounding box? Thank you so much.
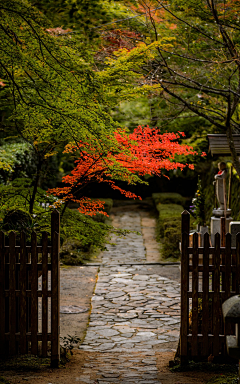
[171,361,238,383]
[156,202,184,259]
[153,192,195,259]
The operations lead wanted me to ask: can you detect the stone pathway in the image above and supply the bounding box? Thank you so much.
[78,207,180,383]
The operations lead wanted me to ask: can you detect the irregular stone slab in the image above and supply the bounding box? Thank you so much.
[96,329,120,337]
[105,292,126,298]
[136,332,156,337]
[92,296,105,301]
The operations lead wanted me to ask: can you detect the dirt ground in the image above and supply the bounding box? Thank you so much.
[0,350,220,384]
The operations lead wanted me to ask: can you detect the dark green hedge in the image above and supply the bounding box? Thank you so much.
[152,192,186,207]
[155,203,184,259]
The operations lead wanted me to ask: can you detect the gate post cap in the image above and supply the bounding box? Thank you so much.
[222,295,240,323]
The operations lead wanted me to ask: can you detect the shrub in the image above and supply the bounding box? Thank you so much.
[155,203,184,259]
[152,192,186,207]
[156,202,195,259]
[157,203,184,236]
[60,208,109,252]
[2,209,33,231]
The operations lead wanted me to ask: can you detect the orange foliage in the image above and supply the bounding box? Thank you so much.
[48,126,201,216]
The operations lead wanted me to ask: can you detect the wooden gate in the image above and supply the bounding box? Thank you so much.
[180,210,240,363]
[0,210,60,367]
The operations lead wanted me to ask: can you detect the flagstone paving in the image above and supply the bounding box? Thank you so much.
[78,208,180,383]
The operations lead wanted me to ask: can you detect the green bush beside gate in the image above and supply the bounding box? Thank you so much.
[153,193,192,260]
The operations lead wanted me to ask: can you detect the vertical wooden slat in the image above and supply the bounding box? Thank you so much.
[180,210,189,364]
[51,207,60,367]
[213,233,221,356]
[232,232,237,293]
[224,233,232,346]
[221,217,226,247]
[227,164,232,209]
[192,232,199,357]
[202,233,209,357]
[9,231,16,355]
[236,233,240,294]
[19,232,27,354]
[51,230,60,368]
[31,231,38,355]
[225,233,231,299]
[0,232,5,357]
[42,232,48,357]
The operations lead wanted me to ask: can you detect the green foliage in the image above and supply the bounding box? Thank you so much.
[0,0,125,162]
[206,375,238,384]
[162,224,182,259]
[3,209,33,232]
[61,207,109,251]
[155,201,195,259]
[171,361,237,374]
[32,0,129,41]
[190,176,206,226]
[0,355,50,371]
[156,203,184,232]
[152,192,186,207]
[0,141,36,184]
[156,203,184,259]
[0,178,58,225]
[0,378,10,384]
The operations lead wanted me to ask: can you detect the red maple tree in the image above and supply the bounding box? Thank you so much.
[48,126,204,216]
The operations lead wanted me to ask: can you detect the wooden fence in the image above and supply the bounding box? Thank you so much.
[180,210,240,363]
[0,210,60,367]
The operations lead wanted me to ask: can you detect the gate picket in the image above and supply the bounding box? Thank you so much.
[192,232,199,357]
[202,233,209,356]
[0,232,5,357]
[9,231,16,355]
[19,232,27,354]
[42,232,49,357]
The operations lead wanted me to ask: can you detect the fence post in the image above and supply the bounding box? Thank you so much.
[51,210,60,368]
[221,217,226,247]
[180,210,190,364]
[9,231,16,355]
[213,232,221,356]
[0,232,5,357]
[202,233,210,356]
[31,231,38,355]
[236,233,240,294]
[19,231,27,354]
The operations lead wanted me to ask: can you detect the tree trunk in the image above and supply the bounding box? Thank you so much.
[29,163,42,214]
[61,201,69,218]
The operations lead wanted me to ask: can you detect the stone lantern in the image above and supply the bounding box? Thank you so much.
[222,295,240,378]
